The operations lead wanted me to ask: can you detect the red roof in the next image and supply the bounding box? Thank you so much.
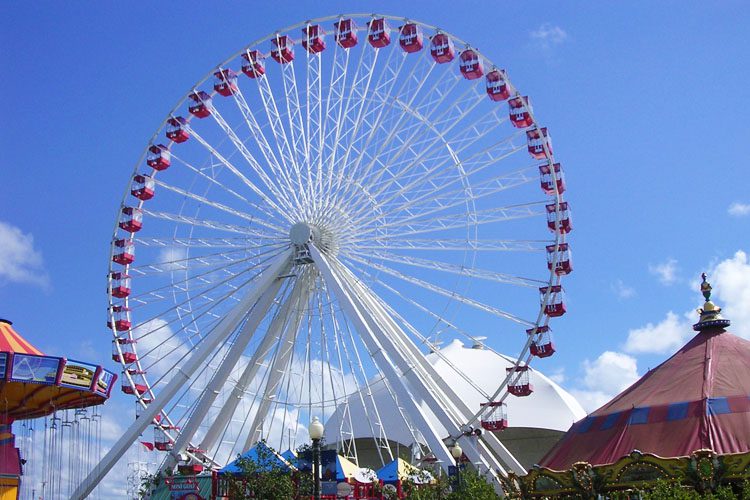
[0,320,42,355]
[541,328,750,469]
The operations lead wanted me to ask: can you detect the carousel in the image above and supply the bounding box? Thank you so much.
[0,319,116,499]
[505,274,750,497]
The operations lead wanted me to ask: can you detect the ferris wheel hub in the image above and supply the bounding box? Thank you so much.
[289,222,319,245]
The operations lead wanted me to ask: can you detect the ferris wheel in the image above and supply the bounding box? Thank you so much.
[77,13,571,498]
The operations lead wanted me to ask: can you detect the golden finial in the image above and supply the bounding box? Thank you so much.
[693,273,730,332]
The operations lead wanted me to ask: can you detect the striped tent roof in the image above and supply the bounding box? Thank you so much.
[540,326,750,470]
[0,320,43,355]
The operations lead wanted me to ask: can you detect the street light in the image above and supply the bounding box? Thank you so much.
[309,416,325,500]
[451,443,463,491]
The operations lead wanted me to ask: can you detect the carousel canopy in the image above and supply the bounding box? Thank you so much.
[0,319,116,421]
[541,275,750,470]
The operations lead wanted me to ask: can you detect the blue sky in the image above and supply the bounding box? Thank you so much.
[1,1,749,493]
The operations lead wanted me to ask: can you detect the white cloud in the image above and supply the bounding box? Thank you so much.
[0,221,50,289]
[649,258,679,285]
[611,280,636,299]
[728,202,750,217]
[623,310,693,354]
[710,250,750,339]
[546,366,566,384]
[529,23,568,50]
[570,351,640,412]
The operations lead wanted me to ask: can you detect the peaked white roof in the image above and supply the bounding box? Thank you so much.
[326,340,585,446]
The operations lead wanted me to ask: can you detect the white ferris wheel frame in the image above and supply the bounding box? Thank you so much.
[76,13,568,499]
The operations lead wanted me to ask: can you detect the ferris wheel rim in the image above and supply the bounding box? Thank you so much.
[102,12,570,486]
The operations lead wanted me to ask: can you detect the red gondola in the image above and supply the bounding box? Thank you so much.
[527,326,556,358]
[459,49,483,80]
[546,243,572,276]
[112,239,135,265]
[110,272,131,298]
[107,305,131,332]
[188,90,212,118]
[506,366,534,397]
[540,285,566,317]
[241,50,266,78]
[480,402,508,431]
[399,23,423,53]
[213,69,238,97]
[430,33,454,63]
[146,144,171,170]
[166,117,189,143]
[112,338,137,364]
[122,373,147,396]
[486,69,510,101]
[527,127,553,160]
[131,174,155,201]
[119,207,143,233]
[302,24,326,53]
[545,202,572,234]
[334,18,358,48]
[539,163,565,195]
[508,96,533,128]
[270,35,294,64]
[367,18,390,48]
[154,425,177,451]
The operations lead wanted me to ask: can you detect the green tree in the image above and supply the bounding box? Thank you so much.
[224,440,295,500]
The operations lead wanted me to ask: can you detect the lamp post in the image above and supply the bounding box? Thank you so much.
[451,443,463,492]
[308,416,325,500]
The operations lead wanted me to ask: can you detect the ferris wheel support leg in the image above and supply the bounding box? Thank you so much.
[345,270,524,474]
[341,272,505,480]
[243,286,308,451]
[199,276,309,457]
[71,250,293,500]
[160,265,290,473]
[309,245,455,468]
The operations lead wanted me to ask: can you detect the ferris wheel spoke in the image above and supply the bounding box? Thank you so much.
[354,272,492,400]
[306,50,324,215]
[327,42,404,206]
[316,33,350,210]
[140,209,280,237]
[346,253,534,326]
[340,59,470,206]
[357,201,546,240]
[167,150,286,225]
[125,244,280,276]
[201,96,299,213]
[333,51,427,202]
[346,112,521,224]
[228,84,303,211]
[126,259,277,312]
[346,259,508,355]
[133,236,284,249]
[253,69,308,214]
[278,59,310,195]
[347,237,545,252]
[130,252,287,347]
[351,249,543,288]
[319,42,383,217]
[353,163,539,231]
[151,178,284,233]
